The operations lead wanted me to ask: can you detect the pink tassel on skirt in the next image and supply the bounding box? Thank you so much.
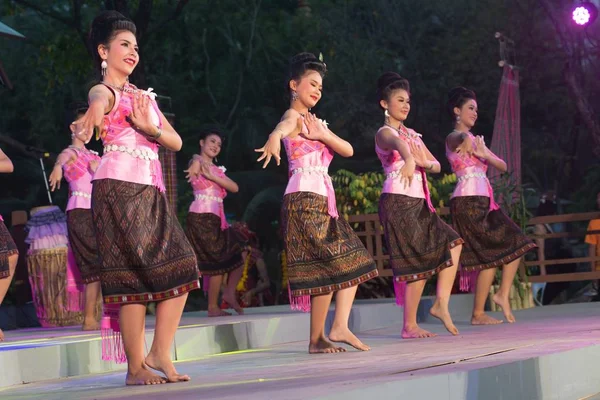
[288,283,311,313]
[459,269,479,293]
[393,279,407,307]
[202,275,211,294]
[101,303,127,364]
[66,247,84,312]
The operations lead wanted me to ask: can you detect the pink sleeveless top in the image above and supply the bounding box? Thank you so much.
[445,131,499,210]
[93,84,165,192]
[283,129,338,218]
[375,126,435,212]
[63,146,101,211]
[188,163,229,230]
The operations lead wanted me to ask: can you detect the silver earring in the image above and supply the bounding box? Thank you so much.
[456,115,460,124]
[71,133,75,139]
[384,109,390,118]
[101,60,108,76]
[214,156,218,163]
[291,91,299,101]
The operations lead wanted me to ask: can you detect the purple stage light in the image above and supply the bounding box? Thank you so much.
[572,2,598,26]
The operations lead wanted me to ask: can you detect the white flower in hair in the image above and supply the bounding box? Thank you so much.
[141,87,157,101]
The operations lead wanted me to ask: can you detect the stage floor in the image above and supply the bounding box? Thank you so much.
[1,302,600,400]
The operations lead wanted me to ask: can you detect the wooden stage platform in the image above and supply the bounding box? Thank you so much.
[0,297,599,400]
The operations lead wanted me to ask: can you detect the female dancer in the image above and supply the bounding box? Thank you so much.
[255,52,379,353]
[185,130,262,316]
[446,87,536,324]
[49,105,102,331]
[376,72,463,338]
[73,11,199,385]
[0,149,18,341]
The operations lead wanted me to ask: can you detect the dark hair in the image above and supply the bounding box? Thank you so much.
[88,11,137,78]
[199,126,226,144]
[65,101,88,131]
[287,52,327,94]
[447,86,476,120]
[376,72,410,107]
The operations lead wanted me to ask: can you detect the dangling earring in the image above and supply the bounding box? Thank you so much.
[384,109,390,123]
[291,91,299,101]
[455,115,461,124]
[101,60,108,77]
[215,156,218,164]
[71,133,75,139]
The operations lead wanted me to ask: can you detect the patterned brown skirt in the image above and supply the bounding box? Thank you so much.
[450,196,536,272]
[186,213,259,276]
[67,209,100,283]
[282,192,379,296]
[92,179,200,304]
[0,220,18,279]
[379,193,463,282]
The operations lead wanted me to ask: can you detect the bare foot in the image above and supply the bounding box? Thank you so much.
[401,324,437,339]
[328,326,370,351]
[145,353,190,383]
[0,328,4,341]
[208,307,232,317]
[222,294,244,315]
[125,367,167,385]
[471,312,503,325]
[309,337,346,354]
[492,293,516,323]
[82,319,100,331]
[429,301,459,335]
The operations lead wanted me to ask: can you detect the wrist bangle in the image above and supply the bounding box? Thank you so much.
[152,127,162,140]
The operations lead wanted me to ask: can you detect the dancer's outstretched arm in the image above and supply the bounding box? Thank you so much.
[255,109,304,168]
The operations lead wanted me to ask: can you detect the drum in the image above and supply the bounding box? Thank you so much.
[25,206,86,327]
[27,247,84,327]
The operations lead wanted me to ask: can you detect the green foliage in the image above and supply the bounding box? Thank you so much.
[332,169,383,219]
[332,169,458,218]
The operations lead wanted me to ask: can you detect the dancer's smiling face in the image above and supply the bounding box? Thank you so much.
[200,134,222,159]
[97,30,139,77]
[289,70,323,109]
[381,88,411,123]
[455,99,478,129]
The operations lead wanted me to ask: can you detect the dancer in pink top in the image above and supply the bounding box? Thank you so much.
[255,53,378,354]
[185,129,263,317]
[446,87,536,325]
[73,11,199,385]
[0,148,18,341]
[375,72,463,339]
[49,104,102,331]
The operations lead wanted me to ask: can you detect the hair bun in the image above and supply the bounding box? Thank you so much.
[447,86,476,102]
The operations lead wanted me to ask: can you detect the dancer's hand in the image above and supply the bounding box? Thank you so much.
[455,135,474,157]
[199,163,215,181]
[255,132,283,168]
[184,159,201,182]
[70,103,104,144]
[399,158,415,188]
[89,159,99,173]
[128,93,157,137]
[304,113,328,141]
[472,135,489,159]
[48,166,63,191]
[409,139,429,168]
